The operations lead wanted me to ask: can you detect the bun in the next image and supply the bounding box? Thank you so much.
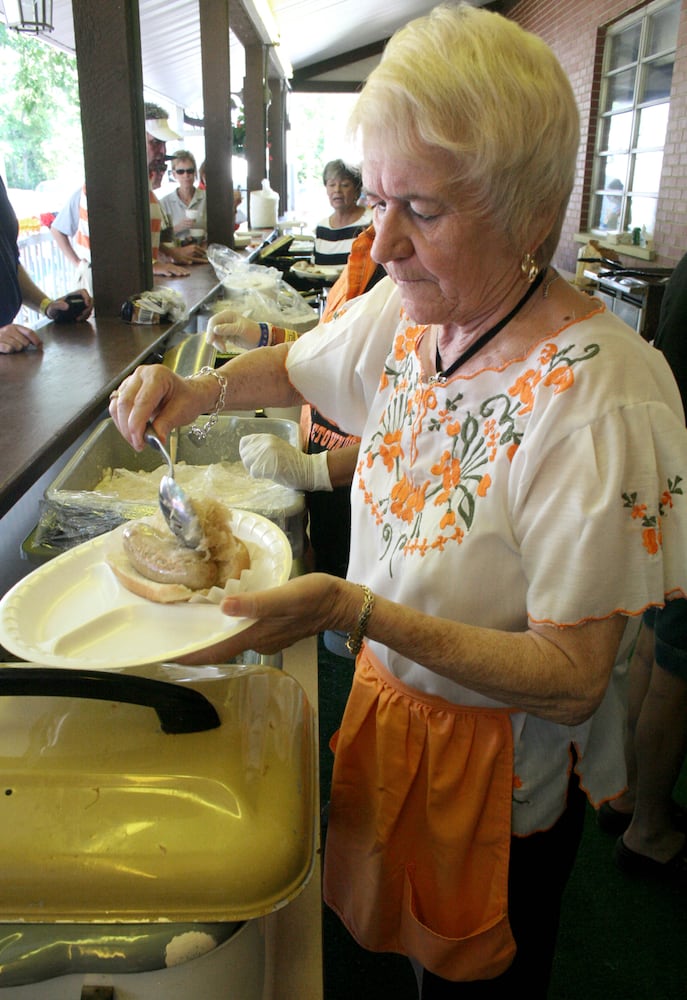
[107,552,201,604]
[107,500,250,604]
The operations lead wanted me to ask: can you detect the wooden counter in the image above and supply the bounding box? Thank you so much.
[0,265,221,519]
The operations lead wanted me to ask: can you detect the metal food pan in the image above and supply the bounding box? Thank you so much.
[43,416,306,557]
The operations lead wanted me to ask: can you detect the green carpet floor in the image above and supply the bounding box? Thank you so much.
[317,636,687,999]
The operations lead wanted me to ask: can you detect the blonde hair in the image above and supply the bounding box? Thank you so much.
[349,3,579,266]
[170,150,197,173]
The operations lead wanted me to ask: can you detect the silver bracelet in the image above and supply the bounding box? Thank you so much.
[187,366,227,443]
[345,584,375,656]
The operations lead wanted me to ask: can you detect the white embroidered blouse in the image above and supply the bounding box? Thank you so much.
[286,276,687,832]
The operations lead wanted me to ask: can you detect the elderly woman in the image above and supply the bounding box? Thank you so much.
[110,5,687,995]
[314,158,372,266]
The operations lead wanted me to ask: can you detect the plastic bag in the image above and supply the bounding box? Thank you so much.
[207,243,317,332]
[121,287,189,324]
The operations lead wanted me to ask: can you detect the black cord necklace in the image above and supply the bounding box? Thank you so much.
[432,268,545,384]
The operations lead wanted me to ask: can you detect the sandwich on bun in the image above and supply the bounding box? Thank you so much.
[107,498,250,603]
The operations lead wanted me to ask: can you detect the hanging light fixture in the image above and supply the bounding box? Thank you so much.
[3,0,54,33]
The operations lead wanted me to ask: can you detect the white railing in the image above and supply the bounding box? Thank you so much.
[16,230,79,326]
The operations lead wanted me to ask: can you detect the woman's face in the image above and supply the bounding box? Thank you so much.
[173,160,196,191]
[363,140,516,329]
[325,173,360,212]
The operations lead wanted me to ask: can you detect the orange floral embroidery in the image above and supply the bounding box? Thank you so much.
[440,509,456,529]
[508,370,541,414]
[379,429,404,471]
[623,478,683,556]
[642,526,661,555]
[390,474,427,523]
[431,450,462,494]
[393,327,421,362]
[538,344,558,365]
[544,366,574,394]
[361,316,603,569]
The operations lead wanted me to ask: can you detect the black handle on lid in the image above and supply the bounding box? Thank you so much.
[0,667,221,734]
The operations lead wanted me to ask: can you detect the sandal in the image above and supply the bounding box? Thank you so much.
[597,799,687,836]
[615,836,687,887]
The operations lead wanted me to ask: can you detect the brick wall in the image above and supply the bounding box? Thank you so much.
[504,0,687,270]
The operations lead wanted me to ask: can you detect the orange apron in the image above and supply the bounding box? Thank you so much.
[323,645,517,982]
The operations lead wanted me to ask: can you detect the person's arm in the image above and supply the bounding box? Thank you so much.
[238,434,359,491]
[327,444,359,487]
[17,264,93,321]
[110,342,301,451]
[51,226,80,267]
[16,263,53,316]
[205,310,300,352]
[175,571,625,726]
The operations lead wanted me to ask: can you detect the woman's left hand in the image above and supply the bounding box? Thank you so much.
[177,573,360,665]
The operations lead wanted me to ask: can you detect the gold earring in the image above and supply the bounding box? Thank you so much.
[521,251,538,284]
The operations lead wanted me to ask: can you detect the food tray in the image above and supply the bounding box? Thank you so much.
[43,415,305,557]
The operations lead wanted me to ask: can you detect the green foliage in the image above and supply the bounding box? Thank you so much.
[0,23,82,189]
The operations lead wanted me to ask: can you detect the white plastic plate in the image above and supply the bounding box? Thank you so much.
[0,509,291,668]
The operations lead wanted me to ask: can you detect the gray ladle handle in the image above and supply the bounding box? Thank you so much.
[144,425,174,474]
[0,667,221,734]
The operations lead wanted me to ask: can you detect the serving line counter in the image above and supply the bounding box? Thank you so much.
[0,266,221,520]
[0,262,325,996]
[0,267,222,596]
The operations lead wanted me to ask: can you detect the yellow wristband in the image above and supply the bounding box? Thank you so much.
[284,328,299,343]
[39,297,52,316]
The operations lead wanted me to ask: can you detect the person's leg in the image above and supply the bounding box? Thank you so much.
[618,598,687,865]
[420,765,587,999]
[606,617,654,817]
[621,663,687,862]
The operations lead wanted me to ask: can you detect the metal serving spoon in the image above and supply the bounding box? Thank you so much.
[144,424,203,549]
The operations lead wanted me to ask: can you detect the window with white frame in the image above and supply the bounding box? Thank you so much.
[590,0,680,239]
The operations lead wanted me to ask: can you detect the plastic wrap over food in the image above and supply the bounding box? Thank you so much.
[34,461,298,555]
[207,243,317,331]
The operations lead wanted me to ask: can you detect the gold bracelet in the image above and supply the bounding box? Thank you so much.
[39,296,52,316]
[345,584,375,656]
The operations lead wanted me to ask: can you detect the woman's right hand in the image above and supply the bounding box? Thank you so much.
[206,309,263,352]
[108,364,216,451]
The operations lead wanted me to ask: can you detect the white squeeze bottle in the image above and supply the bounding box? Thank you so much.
[250,178,279,229]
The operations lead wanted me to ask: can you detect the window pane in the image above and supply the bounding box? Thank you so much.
[600,111,633,152]
[636,103,670,149]
[591,194,623,232]
[604,68,637,113]
[590,195,607,231]
[608,23,641,70]
[631,151,664,194]
[647,1,680,55]
[595,180,625,231]
[599,155,629,191]
[640,55,675,103]
[626,195,657,233]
